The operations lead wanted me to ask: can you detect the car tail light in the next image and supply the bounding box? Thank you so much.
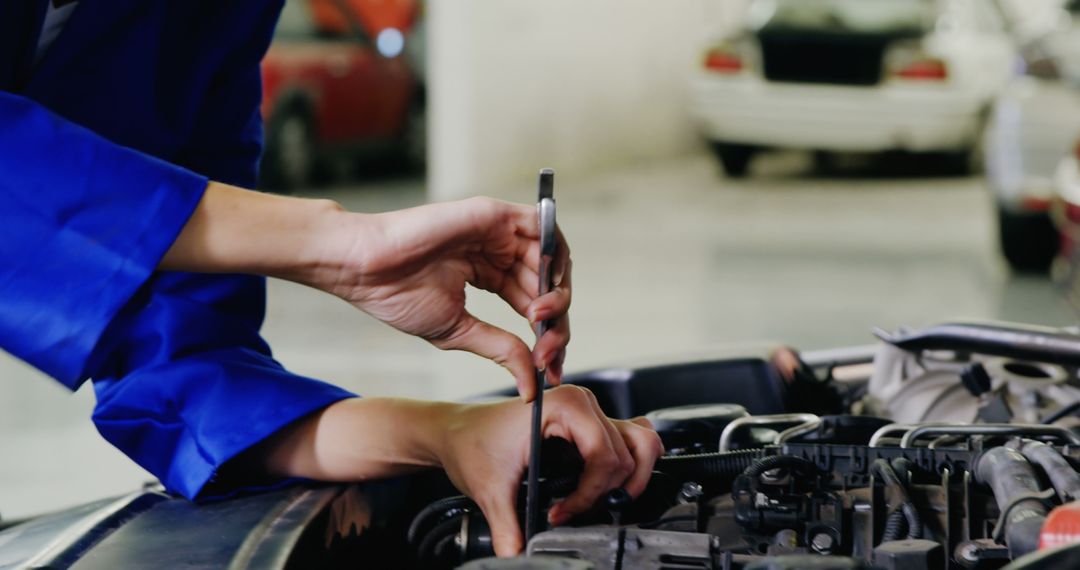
[895,57,948,81]
[886,42,948,82]
[703,46,744,74]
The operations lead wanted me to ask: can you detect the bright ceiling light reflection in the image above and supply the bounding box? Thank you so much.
[376,28,405,58]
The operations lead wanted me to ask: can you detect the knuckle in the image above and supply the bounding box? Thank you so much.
[619,457,636,477]
[650,431,664,452]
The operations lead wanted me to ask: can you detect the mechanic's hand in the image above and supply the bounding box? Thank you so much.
[161,186,568,401]
[330,197,572,401]
[438,385,664,557]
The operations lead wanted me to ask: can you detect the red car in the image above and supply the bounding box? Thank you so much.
[259,0,423,191]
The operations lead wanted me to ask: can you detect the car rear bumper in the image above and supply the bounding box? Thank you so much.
[689,75,984,152]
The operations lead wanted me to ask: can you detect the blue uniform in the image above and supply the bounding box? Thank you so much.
[0,0,355,499]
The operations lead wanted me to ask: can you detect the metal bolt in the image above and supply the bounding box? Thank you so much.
[811,533,835,554]
[761,468,787,483]
[773,529,798,550]
[678,482,704,504]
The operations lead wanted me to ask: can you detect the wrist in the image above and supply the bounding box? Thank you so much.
[303,206,384,301]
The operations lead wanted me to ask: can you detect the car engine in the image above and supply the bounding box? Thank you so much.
[407,322,1080,570]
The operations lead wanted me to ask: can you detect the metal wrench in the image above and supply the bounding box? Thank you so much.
[525,168,556,544]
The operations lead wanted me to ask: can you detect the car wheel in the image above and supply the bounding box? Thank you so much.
[998,206,1058,273]
[711,143,756,178]
[260,109,316,193]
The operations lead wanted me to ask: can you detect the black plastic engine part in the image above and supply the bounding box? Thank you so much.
[743,554,870,569]
[873,539,943,570]
[960,364,992,397]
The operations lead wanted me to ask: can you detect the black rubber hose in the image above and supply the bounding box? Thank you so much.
[743,454,818,478]
[871,459,922,540]
[1015,439,1080,501]
[1042,401,1080,425]
[407,495,474,546]
[881,510,907,543]
[899,503,923,540]
[975,446,1051,558]
[417,516,464,564]
[655,448,767,481]
[433,532,458,565]
[891,457,913,487]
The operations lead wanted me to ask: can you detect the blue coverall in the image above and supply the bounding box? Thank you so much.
[0,0,355,499]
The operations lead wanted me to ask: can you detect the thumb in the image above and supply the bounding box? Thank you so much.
[477,489,525,557]
[432,314,537,401]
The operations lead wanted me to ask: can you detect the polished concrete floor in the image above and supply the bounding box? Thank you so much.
[1,150,1076,519]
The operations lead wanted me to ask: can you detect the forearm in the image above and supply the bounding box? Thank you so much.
[259,397,458,481]
[160,181,363,288]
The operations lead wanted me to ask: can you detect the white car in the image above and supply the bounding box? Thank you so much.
[690,0,1019,177]
[986,0,1080,272]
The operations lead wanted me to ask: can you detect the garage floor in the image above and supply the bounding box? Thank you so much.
[1,151,1075,519]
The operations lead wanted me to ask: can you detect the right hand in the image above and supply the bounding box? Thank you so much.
[437,385,664,556]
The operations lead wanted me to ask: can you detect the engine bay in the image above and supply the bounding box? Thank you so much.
[8,321,1080,570]
[408,321,1080,570]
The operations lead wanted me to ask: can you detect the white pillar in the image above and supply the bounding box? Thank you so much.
[427,0,739,201]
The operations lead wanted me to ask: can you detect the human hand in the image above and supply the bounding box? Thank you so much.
[258,387,662,557]
[437,385,664,556]
[326,197,572,401]
[161,186,567,401]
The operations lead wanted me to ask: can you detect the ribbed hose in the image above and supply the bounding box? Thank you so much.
[743,454,818,478]
[872,459,922,540]
[881,510,906,543]
[417,517,463,564]
[655,448,767,481]
[407,495,474,545]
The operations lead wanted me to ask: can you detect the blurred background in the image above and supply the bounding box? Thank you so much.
[7,0,1080,519]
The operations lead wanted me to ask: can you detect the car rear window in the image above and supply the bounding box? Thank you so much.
[275,0,355,40]
[752,0,933,34]
[275,0,318,39]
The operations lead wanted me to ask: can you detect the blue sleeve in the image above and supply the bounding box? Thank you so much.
[88,274,357,499]
[0,90,207,387]
[0,90,356,500]
[92,345,355,500]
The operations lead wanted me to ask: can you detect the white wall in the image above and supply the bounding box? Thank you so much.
[428,1,745,199]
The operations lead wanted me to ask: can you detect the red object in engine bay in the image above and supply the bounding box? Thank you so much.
[1040,501,1080,549]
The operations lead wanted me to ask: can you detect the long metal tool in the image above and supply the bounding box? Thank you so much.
[525,168,557,544]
